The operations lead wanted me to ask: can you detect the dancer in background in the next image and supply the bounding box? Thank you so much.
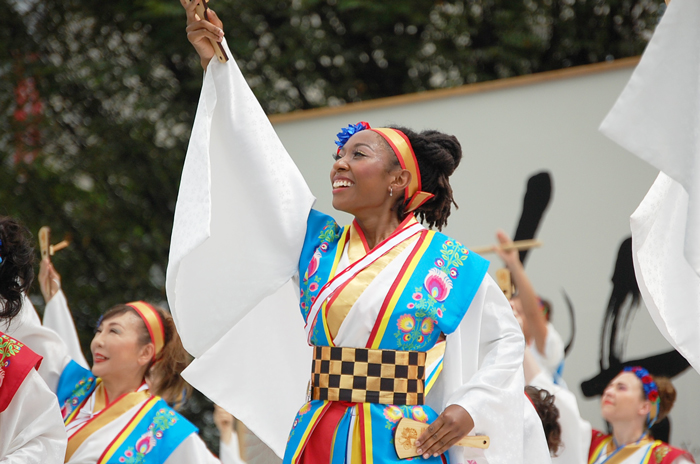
[494,230,565,383]
[7,264,220,463]
[168,3,551,463]
[588,367,693,464]
[0,217,66,463]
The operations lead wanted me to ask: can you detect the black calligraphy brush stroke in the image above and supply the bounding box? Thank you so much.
[513,171,552,266]
[562,290,575,356]
[599,237,640,369]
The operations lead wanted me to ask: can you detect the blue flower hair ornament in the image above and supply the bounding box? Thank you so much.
[623,365,660,428]
[335,121,371,153]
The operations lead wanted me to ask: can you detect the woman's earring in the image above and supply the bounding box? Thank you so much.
[389,187,393,197]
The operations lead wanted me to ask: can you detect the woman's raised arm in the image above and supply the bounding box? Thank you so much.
[181,0,224,71]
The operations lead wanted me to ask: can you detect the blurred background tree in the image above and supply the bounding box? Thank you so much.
[0,0,664,452]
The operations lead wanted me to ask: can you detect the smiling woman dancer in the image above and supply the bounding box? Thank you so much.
[7,276,220,463]
[588,367,694,464]
[0,217,65,463]
[168,4,549,464]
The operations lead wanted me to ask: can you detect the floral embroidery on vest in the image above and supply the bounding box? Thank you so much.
[301,221,340,313]
[0,334,23,388]
[118,408,178,463]
[395,240,468,350]
[653,444,670,463]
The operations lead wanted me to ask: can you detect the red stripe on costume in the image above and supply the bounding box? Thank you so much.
[366,230,428,347]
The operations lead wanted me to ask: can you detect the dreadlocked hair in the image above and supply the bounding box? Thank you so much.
[0,217,35,322]
[100,304,192,409]
[389,126,462,230]
[525,385,562,456]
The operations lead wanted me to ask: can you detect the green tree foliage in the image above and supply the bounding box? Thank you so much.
[0,0,663,450]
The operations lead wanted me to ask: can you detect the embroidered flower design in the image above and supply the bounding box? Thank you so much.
[424,269,452,302]
[397,314,416,332]
[384,405,403,423]
[309,282,319,292]
[412,407,428,423]
[420,318,434,335]
[135,432,156,455]
[306,250,322,279]
[412,293,423,301]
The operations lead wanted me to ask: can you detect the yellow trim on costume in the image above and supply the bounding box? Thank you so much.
[362,403,374,464]
[370,231,435,349]
[424,341,446,395]
[65,390,151,461]
[326,235,418,340]
[93,382,107,412]
[641,441,663,464]
[319,228,350,347]
[97,396,161,464]
[291,402,330,464]
[589,437,611,464]
[126,301,165,357]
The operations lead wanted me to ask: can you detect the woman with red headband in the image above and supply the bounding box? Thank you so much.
[588,367,693,464]
[0,217,66,463]
[7,272,220,463]
[168,4,550,464]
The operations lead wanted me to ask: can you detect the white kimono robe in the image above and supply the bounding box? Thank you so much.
[0,366,66,463]
[5,296,220,464]
[166,40,550,464]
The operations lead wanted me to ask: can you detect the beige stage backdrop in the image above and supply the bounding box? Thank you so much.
[268,59,700,458]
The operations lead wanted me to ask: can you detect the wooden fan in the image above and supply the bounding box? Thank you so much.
[394,418,489,459]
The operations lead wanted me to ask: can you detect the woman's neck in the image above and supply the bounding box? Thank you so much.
[100,375,144,405]
[354,211,402,250]
[612,421,647,448]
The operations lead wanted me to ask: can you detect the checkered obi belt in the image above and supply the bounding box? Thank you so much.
[310,346,427,406]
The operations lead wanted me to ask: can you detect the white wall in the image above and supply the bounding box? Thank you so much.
[271,62,700,457]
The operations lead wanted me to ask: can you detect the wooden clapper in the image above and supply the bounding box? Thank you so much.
[38,226,70,260]
[394,418,489,459]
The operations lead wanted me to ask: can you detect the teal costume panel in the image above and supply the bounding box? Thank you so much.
[286,210,489,463]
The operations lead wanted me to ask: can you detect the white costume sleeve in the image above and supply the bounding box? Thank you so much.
[530,371,590,464]
[164,434,220,464]
[599,0,700,375]
[0,369,67,464]
[2,296,72,392]
[426,275,544,464]
[42,290,89,369]
[165,40,315,359]
[218,436,246,464]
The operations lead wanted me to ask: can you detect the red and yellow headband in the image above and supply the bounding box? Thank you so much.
[335,122,435,212]
[126,301,165,359]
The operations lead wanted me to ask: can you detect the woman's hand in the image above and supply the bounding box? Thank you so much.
[181,0,224,71]
[38,257,61,303]
[214,404,235,444]
[414,405,474,459]
[493,229,522,271]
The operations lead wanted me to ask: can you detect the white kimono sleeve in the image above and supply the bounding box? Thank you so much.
[599,0,700,375]
[164,434,220,464]
[0,369,67,464]
[165,39,315,359]
[530,372,590,464]
[426,275,547,464]
[42,290,89,369]
[2,297,71,392]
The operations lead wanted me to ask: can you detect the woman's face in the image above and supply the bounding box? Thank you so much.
[330,130,401,216]
[90,311,153,382]
[601,371,650,425]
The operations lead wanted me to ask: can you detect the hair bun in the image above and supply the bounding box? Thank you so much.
[421,130,462,176]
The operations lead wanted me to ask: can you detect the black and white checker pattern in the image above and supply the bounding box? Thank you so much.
[310,346,426,405]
